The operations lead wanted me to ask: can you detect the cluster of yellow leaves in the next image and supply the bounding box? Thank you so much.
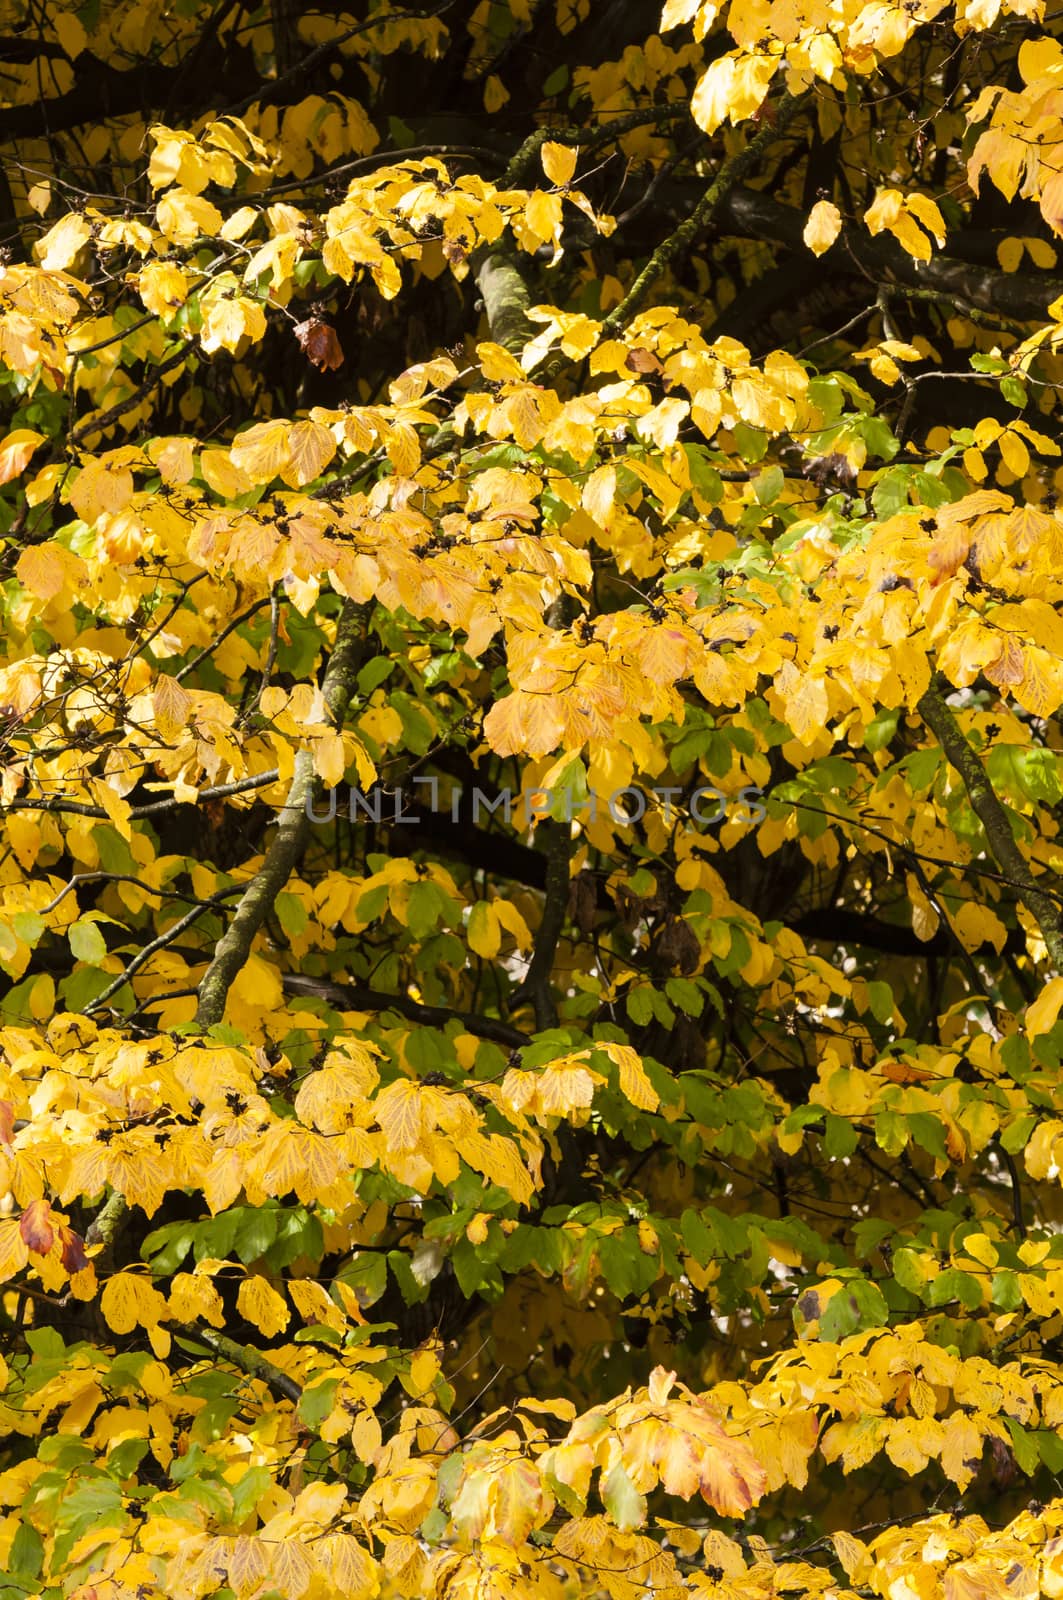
[666,0,1045,132]
[968,37,1063,235]
[676,1501,1063,1600]
[717,1324,1063,1494]
[0,1024,542,1230]
[0,262,80,384]
[501,1041,659,1121]
[779,1030,1056,1175]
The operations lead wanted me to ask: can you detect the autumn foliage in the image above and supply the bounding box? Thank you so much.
[6,0,1063,1596]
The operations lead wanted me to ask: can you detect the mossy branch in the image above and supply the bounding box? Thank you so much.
[598,92,809,341]
[475,249,535,356]
[918,686,1063,972]
[195,600,369,1028]
[86,1190,129,1269]
[184,1325,303,1405]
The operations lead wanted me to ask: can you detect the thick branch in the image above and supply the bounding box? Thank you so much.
[509,819,572,1030]
[918,687,1063,971]
[474,251,535,356]
[195,602,368,1027]
[720,186,1063,323]
[282,973,530,1047]
[85,1191,129,1282]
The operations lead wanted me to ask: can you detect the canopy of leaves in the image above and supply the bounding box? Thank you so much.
[5,2,1063,1598]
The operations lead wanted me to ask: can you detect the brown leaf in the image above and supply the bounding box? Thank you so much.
[293,318,345,372]
[20,1198,55,1254]
[658,917,700,975]
[804,452,857,491]
[568,871,598,935]
[626,348,664,375]
[58,1224,89,1274]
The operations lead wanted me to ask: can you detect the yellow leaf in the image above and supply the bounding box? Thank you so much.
[477,342,525,382]
[524,190,563,250]
[998,429,1030,478]
[282,420,337,488]
[168,1271,226,1328]
[0,429,45,486]
[289,1276,346,1332]
[542,141,577,186]
[467,901,500,959]
[313,731,347,787]
[156,188,223,244]
[351,1406,383,1464]
[484,74,510,112]
[375,1079,424,1151]
[201,447,253,498]
[16,541,87,601]
[997,236,1024,272]
[101,1272,169,1335]
[153,674,191,741]
[599,1042,659,1111]
[1027,976,1063,1037]
[237,1274,291,1338]
[230,419,292,483]
[28,972,54,1022]
[906,191,947,247]
[940,1411,985,1491]
[35,213,91,271]
[803,200,842,256]
[68,458,135,521]
[136,261,191,317]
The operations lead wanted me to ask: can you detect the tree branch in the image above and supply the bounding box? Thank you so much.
[5,769,282,820]
[281,973,530,1047]
[69,346,191,447]
[195,601,369,1027]
[720,186,1063,323]
[474,250,535,356]
[183,1325,302,1404]
[917,686,1063,971]
[508,819,572,1030]
[598,92,810,340]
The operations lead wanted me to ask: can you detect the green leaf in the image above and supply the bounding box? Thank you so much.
[999,374,1027,409]
[1035,1428,1063,1475]
[680,1208,717,1264]
[1006,1416,1040,1477]
[866,981,895,1025]
[602,1460,646,1531]
[12,910,44,946]
[893,1247,928,1295]
[298,1378,338,1429]
[908,1112,948,1161]
[276,892,308,937]
[864,708,899,753]
[926,1268,983,1311]
[874,1109,908,1156]
[990,1270,1023,1311]
[824,1114,859,1159]
[69,918,107,963]
[754,464,784,505]
[818,1278,889,1340]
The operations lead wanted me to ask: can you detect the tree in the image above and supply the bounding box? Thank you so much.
[4,0,1063,1593]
